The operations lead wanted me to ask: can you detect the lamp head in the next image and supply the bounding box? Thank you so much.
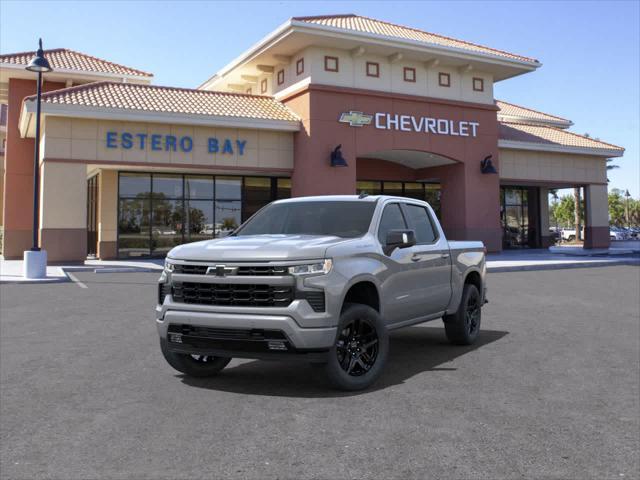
[330,144,348,167]
[480,155,498,174]
[26,39,53,73]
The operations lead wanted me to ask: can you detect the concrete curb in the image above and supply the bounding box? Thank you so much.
[488,259,640,273]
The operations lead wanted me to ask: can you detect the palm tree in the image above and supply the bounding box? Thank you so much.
[574,187,581,241]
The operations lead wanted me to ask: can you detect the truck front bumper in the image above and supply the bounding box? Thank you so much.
[156,304,337,361]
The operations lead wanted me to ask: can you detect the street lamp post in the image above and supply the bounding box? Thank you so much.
[23,39,52,279]
[625,189,631,230]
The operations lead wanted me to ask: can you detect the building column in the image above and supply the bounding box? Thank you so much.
[285,91,357,196]
[584,184,610,249]
[539,188,553,247]
[98,170,118,259]
[39,161,87,262]
[1,78,65,259]
[421,161,502,252]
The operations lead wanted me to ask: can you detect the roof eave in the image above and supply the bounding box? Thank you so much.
[498,115,573,129]
[19,99,300,137]
[0,61,153,82]
[199,18,540,89]
[498,139,624,158]
[289,20,541,71]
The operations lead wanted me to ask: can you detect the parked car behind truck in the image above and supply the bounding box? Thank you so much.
[156,195,487,390]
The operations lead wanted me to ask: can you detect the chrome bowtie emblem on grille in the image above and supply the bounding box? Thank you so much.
[338,111,373,127]
[206,265,237,277]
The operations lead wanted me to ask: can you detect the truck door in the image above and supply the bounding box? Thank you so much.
[401,202,452,315]
[376,202,423,325]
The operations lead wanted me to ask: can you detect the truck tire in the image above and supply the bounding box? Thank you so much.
[324,303,389,391]
[160,338,231,377]
[443,283,482,345]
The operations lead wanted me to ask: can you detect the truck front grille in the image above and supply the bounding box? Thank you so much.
[172,282,294,307]
[172,264,289,276]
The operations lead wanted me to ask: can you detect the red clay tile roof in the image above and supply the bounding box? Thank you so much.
[497,100,571,126]
[499,122,624,154]
[293,14,539,64]
[0,48,152,78]
[26,81,299,122]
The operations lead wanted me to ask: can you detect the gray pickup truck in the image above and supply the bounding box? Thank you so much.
[157,195,487,390]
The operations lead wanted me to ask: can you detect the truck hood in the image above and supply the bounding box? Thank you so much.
[168,235,346,262]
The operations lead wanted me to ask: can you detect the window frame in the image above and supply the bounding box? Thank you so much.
[399,202,440,246]
[438,72,451,87]
[403,67,416,83]
[277,69,284,85]
[366,61,380,78]
[260,78,268,94]
[324,55,339,72]
[376,202,409,245]
[472,77,484,92]
[296,58,304,76]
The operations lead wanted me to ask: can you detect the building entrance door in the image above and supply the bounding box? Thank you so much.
[87,175,99,257]
[501,186,540,248]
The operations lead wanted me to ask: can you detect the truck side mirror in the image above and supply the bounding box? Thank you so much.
[384,229,416,255]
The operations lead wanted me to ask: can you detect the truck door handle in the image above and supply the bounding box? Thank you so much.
[441,253,450,259]
[411,254,421,262]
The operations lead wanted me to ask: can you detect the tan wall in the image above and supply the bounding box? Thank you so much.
[40,162,86,229]
[272,46,494,104]
[585,184,609,227]
[499,149,607,184]
[98,169,118,243]
[42,117,294,170]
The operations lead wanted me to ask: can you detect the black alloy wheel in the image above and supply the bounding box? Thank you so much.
[443,283,482,345]
[335,317,379,376]
[324,303,389,391]
[465,293,481,336]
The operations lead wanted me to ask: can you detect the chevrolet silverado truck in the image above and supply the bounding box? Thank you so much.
[157,195,487,390]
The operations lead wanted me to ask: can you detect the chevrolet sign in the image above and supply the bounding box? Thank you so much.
[338,111,373,127]
[339,111,480,137]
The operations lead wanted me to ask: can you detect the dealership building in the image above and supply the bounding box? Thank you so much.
[0,14,624,261]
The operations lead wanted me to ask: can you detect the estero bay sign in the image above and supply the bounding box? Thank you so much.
[105,131,248,155]
[339,111,480,137]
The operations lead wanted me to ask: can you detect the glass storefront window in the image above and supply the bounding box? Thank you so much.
[185,176,214,200]
[382,182,403,197]
[118,197,151,257]
[403,182,424,200]
[216,200,242,237]
[119,173,151,197]
[117,173,289,258]
[425,184,441,219]
[216,176,241,199]
[153,175,183,198]
[244,177,272,220]
[151,199,184,255]
[276,178,291,199]
[356,181,382,195]
[186,200,214,242]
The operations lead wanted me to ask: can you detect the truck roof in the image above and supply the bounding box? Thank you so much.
[273,195,422,204]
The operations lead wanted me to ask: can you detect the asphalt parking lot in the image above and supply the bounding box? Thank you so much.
[1,266,638,479]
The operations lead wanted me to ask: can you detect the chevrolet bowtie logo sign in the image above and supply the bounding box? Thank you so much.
[338,111,373,127]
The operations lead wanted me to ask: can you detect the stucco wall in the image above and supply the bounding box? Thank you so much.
[273,46,494,105]
[42,117,294,171]
[499,148,607,184]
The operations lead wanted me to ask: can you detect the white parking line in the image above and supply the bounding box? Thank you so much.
[66,272,88,289]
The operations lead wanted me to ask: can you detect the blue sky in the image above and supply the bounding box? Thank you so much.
[1,0,638,197]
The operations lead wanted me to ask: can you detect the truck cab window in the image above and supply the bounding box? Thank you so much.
[404,204,437,244]
[377,203,407,244]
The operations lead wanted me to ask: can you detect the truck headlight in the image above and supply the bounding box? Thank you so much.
[288,259,333,276]
[164,258,175,272]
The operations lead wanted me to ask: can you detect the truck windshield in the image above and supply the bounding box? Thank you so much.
[235,201,376,238]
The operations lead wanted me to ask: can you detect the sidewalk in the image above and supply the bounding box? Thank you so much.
[1,250,638,283]
[487,249,639,272]
[0,257,162,284]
